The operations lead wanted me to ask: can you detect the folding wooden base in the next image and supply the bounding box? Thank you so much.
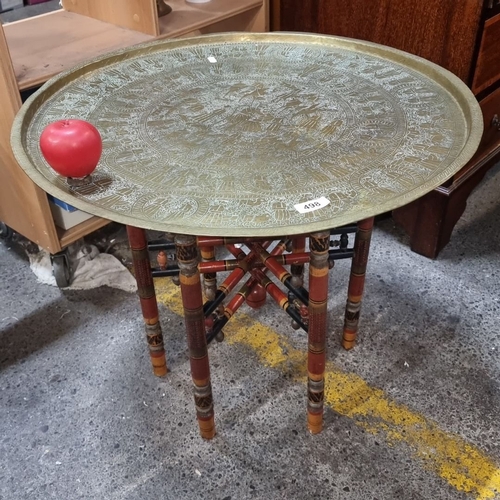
[127,218,374,438]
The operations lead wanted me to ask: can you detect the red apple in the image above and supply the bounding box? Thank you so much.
[39,119,102,178]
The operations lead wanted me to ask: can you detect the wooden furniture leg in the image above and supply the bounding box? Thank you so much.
[126,225,167,376]
[175,234,216,439]
[342,217,374,350]
[307,231,330,434]
[200,244,217,300]
[290,236,306,287]
[392,159,493,258]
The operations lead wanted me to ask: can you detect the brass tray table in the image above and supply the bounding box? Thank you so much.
[11,33,483,438]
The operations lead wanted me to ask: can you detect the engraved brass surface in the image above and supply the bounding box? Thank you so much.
[11,33,483,237]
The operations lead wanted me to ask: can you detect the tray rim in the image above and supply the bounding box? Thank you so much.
[11,31,484,237]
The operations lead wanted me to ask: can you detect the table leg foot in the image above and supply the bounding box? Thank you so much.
[127,225,167,377]
[307,376,325,434]
[307,231,330,434]
[342,217,374,350]
[146,322,168,377]
[195,382,216,439]
[176,234,216,439]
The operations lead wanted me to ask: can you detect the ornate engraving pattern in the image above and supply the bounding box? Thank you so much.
[17,34,481,237]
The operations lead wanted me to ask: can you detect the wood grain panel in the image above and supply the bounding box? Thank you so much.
[157,0,265,37]
[61,0,159,36]
[178,8,267,39]
[472,13,500,94]
[0,25,61,253]
[270,0,279,30]
[57,216,110,248]
[279,0,483,83]
[464,86,500,170]
[5,11,152,91]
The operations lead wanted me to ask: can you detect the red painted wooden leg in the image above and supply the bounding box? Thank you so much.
[200,245,217,301]
[126,226,167,377]
[307,231,330,434]
[291,236,306,288]
[175,234,216,439]
[342,217,374,350]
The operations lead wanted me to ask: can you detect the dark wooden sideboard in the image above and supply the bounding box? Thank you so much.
[273,0,500,258]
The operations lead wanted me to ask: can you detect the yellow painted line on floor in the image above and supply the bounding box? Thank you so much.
[155,278,500,499]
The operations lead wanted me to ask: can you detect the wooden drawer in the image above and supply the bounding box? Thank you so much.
[450,78,500,185]
[476,85,500,154]
[472,12,500,94]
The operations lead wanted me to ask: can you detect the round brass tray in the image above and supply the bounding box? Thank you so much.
[11,32,483,237]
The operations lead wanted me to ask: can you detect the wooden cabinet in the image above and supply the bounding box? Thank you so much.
[274,0,500,258]
[0,0,269,254]
[472,11,500,94]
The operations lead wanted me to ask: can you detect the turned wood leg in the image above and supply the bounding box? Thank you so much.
[307,231,330,434]
[126,226,167,377]
[175,234,216,439]
[342,217,374,350]
[200,245,217,301]
[290,236,306,288]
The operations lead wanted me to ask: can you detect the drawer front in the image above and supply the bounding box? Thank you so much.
[472,13,500,94]
[451,86,500,183]
[477,85,500,153]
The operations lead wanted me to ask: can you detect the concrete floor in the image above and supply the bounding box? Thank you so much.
[0,161,499,500]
